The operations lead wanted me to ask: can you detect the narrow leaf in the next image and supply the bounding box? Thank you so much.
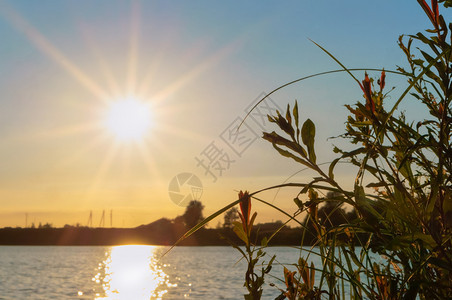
[233,222,248,244]
[293,101,299,128]
[301,119,316,163]
[285,103,292,125]
[310,262,315,289]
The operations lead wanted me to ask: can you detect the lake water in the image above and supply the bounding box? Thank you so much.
[0,245,367,299]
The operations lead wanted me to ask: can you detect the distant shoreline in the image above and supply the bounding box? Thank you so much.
[0,219,305,246]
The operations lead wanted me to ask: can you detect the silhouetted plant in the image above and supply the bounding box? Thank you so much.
[174,1,452,298]
[276,258,326,300]
[256,0,451,297]
[231,191,275,300]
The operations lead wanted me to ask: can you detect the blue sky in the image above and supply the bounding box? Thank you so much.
[0,1,446,227]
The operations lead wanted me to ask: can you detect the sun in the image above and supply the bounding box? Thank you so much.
[105,98,152,141]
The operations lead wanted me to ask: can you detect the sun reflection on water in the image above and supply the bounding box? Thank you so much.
[94,245,171,300]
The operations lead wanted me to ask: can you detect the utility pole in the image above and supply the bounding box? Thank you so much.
[99,210,105,227]
[87,211,93,227]
[110,210,113,228]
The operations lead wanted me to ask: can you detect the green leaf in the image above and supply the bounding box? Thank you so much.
[293,101,299,128]
[366,182,387,188]
[270,142,310,167]
[265,255,276,273]
[428,257,451,271]
[309,262,315,289]
[267,114,277,124]
[354,185,382,227]
[244,294,254,300]
[233,221,248,244]
[443,189,452,215]
[301,119,316,163]
[285,103,292,126]
[301,119,315,147]
[300,177,325,195]
[328,158,340,180]
[274,109,295,138]
[263,131,307,157]
[249,212,258,233]
[310,39,362,85]
[308,188,319,200]
[293,197,303,209]
[389,233,436,250]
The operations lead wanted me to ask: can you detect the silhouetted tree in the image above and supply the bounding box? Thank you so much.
[215,221,222,229]
[174,215,185,225]
[300,192,358,245]
[317,191,357,229]
[318,192,343,226]
[223,207,239,228]
[182,200,204,228]
[38,222,53,229]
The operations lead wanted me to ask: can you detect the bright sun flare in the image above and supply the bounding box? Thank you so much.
[105,98,152,141]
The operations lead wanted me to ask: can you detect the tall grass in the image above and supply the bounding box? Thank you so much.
[175,1,452,299]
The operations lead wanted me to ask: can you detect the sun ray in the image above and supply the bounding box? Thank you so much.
[135,33,177,99]
[50,133,111,172]
[79,22,122,100]
[157,121,208,144]
[1,120,98,146]
[120,142,132,185]
[134,140,161,180]
[0,5,110,102]
[83,141,120,203]
[126,1,141,97]
[134,38,208,102]
[137,37,245,104]
[30,121,102,140]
